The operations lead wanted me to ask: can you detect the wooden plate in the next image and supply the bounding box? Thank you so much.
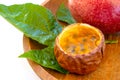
[23,0,120,80]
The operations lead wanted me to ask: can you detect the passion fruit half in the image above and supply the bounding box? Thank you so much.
[54,23,105,74]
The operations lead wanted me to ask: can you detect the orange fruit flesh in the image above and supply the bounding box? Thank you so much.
[59,24,101,55]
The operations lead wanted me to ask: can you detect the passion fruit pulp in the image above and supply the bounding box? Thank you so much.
[54,23,105,74]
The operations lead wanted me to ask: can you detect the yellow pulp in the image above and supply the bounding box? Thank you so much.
[59,24,101,54]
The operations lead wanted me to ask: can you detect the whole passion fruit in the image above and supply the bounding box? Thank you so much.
[68,0,120,34]
[54,23,105,74]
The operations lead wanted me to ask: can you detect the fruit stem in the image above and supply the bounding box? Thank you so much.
[105,40,118,44]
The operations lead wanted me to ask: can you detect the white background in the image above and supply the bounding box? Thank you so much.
[0,0,46,80]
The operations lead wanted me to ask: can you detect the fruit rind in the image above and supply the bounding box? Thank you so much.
[54,23,105,74]
[68,0,120,34]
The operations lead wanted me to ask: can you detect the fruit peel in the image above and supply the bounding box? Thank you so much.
[54,23,105,74]
[68,0,120,34]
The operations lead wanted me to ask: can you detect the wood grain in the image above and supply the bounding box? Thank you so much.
[23,0,120,80]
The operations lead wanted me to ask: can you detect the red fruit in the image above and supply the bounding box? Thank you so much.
[68,0,120,34]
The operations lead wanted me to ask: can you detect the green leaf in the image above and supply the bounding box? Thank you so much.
[0,3,62,46]
[56,4,76,24]
[19,47,68,74]
[0,3,69,74]
[105,40,118,44]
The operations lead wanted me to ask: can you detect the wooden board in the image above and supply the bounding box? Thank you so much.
[23,0,120,80]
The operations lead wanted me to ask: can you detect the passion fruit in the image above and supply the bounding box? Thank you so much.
[54,23,105,74]
[68,0,120,34]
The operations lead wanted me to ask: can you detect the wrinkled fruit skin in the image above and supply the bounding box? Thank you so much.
[54,23,105,74]
[68,0,120,34]
[54,38,105,74]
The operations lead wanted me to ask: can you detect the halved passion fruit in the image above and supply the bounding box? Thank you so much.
[54,23,105,74]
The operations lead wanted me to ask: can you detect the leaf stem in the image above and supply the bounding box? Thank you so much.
[105,40,118,44]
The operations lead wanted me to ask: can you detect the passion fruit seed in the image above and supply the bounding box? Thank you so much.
[66,45,76,53]
[91,36,97,41]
